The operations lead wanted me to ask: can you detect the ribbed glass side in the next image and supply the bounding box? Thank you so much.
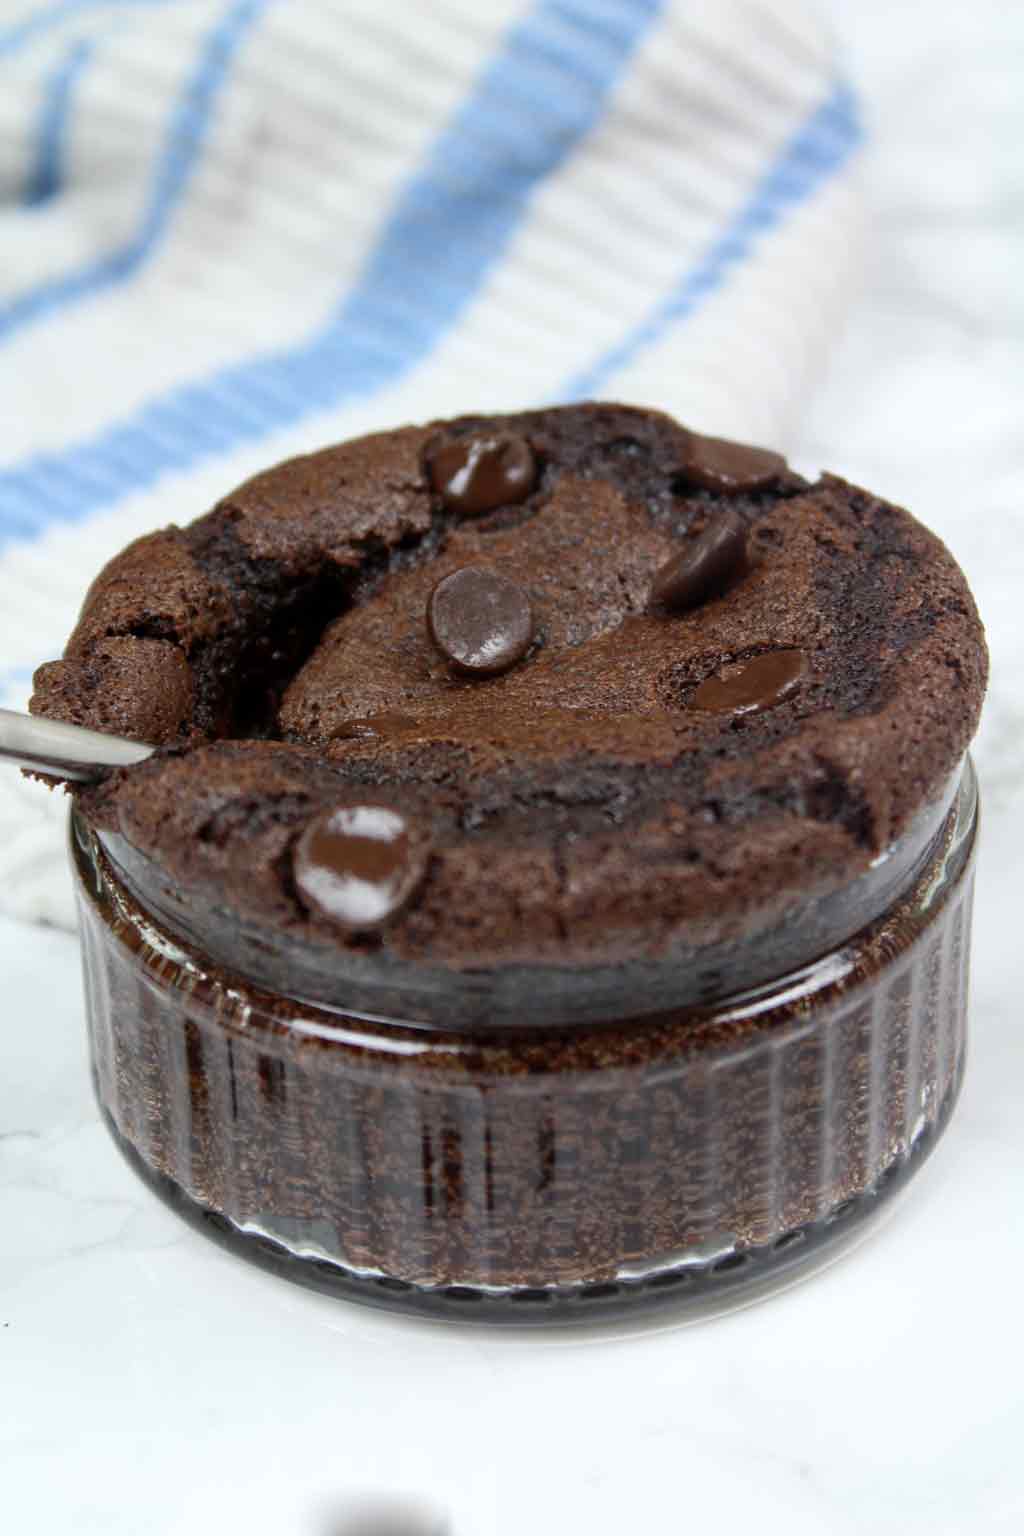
[74,764,977,1324]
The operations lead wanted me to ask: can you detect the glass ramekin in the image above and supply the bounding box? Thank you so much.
[72,761,978,1325]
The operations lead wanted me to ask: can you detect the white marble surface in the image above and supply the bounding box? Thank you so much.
[3,2,1024,1532]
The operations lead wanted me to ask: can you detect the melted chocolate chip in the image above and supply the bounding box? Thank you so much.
[691,650,808,715]
[293,804,430,932]
[427,566,534,676]
[679,432,787,495]
[427,434,536,515]
[330,713,418,742]
[651,509,748,612]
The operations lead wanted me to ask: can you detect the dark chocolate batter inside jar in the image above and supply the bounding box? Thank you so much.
[35,404,988,1322]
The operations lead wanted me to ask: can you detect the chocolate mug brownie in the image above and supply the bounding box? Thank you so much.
[34,404,987,1321]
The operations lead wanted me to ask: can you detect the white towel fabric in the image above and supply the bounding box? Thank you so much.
[0,0,863,928]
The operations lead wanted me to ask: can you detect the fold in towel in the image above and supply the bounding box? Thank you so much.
[0,0,862,928]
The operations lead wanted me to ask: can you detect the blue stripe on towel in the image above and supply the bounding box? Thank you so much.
[23,36,94,205]
[0,0,665,543]
[561,79,863,398]
[0,0,273,340]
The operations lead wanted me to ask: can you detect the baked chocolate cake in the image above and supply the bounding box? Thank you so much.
[35,404,988,1319]
[34,404,986,1023]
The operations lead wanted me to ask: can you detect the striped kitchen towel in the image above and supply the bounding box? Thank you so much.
[0,0,863,927]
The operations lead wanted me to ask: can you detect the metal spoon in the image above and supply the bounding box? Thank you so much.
[0,708,155,782]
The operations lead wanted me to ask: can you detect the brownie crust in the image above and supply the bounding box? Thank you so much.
[32,404,987,995]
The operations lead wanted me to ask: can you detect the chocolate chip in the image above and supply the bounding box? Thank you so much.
[427,566,534,676]
[427,434,536,515]
[691,650,808,715]
[651,509,748,612]
[678,432,787,495]
[330,713,418,742]
[292,803,430,932]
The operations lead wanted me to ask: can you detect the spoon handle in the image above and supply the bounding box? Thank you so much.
[0,708,155,782]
